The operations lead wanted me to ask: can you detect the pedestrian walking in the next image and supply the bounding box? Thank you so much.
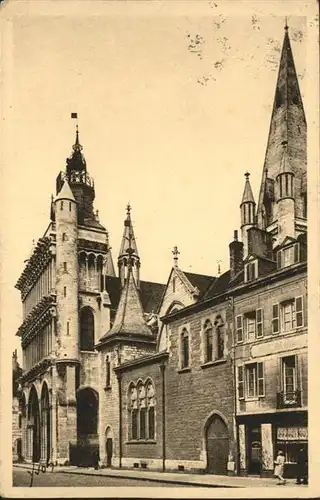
[274,450,286,485]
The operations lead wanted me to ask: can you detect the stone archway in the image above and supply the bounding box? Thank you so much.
[40,382,51,464]
[105,426,113,468]
[75,387,99,466]
[205,413,229,475]
[27,385,41,462]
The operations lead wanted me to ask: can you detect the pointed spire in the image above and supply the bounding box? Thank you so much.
[66,124,86,174]
[119,204,139,257]
[100,265,153,340]
[241,172,255,205]
[256,24,306,230]
[73,124,83,152]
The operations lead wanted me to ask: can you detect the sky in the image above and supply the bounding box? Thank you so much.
[1,0,317,360]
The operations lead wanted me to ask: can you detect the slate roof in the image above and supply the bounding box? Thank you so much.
[183,271,216,298]
[100,268,154,342]
[203,270,231,300]
[105,276,166,317]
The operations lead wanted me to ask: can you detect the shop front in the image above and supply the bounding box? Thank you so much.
[237,411,308,478]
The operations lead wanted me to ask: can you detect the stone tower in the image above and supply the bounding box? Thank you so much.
[55,179,79,361]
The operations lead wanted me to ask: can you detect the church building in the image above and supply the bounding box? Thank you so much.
[15,24,307,477]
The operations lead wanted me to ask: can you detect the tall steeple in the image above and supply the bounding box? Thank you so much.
[118,204,140,288]
[256,22,307,244]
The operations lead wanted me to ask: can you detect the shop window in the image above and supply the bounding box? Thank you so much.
[276,427,308,465]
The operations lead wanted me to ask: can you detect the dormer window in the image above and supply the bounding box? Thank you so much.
[277,243,299,269]
[244,260,258,282]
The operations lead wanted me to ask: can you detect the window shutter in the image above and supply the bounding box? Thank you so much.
[257,362,265,397]
[295,354,299,392]
[236,315,243,343]
[295,296,303,327]
[272,304,279,333]
[256,309,264,338]
[238,365,244,400]
[277,251,282,269]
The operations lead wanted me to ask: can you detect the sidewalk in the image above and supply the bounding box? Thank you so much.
[14,463,306,488]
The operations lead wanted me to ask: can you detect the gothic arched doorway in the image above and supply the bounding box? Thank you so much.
[19,392,27,460]
[206,414,229,475]
[105,426,113,468]
[40,382,51,464]
[76,387,99,466]
[27,385,40,462]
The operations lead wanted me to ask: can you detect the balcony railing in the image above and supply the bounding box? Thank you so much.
[277,390,301,409]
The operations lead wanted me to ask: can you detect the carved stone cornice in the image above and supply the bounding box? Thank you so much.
[19,356,54,385]
[15,236,54,298]
[18,294,56,345]
[78,238,108,253]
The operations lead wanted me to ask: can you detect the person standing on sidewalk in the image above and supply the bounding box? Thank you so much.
[296,447,308,485]
[274,450,286,485]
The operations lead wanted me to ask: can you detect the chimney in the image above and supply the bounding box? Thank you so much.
[229,230,244,280]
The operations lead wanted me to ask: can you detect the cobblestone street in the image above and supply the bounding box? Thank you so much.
[13,468,192,488]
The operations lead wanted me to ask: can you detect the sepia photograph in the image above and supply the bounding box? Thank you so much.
[1,0,319,497]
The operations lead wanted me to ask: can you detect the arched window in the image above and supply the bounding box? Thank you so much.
[76,388,98,436]
[106,356,111,388]
[181,328,189,369]
[146,381,155,440]
[138,383,147,440]
[204,320,213,362]
[215,316,225,360]
[80,307,95,351]
[128,380,156,441]
[181,329,189,368]
[129,385,138,440]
